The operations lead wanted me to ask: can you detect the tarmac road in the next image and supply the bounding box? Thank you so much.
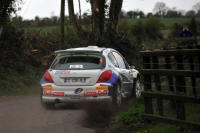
[0,95,95,133]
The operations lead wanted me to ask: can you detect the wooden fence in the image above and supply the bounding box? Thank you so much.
[140,45,200,129]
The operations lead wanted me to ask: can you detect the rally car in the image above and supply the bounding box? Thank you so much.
[40,46,141,109]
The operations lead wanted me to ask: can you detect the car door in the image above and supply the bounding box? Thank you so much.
[112,52,133,92]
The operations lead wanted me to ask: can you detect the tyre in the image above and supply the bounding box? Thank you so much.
[132,77,141,98]
[112,83,122,107]
[40,88,55,109]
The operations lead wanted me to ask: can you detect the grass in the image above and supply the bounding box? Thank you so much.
[24,26,59,33]
[0,67,43,96]
[110,96,200,133]
[126,18,200,27]
[24,18,200,35]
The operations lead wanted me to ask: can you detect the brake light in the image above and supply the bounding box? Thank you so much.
[44,71,54,83]
[97,70,112,83]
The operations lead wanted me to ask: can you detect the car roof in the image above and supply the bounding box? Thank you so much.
[55,46,108,54]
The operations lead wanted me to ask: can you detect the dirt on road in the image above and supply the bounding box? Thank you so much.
[0,95,96,133]
[0,94,133,133]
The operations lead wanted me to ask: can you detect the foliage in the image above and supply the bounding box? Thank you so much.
[110,98,145,132]
[168,22,182,38]
[0,67,42,96]
[126,16,163,46]
[187,17,198,36]
[109,97,200,133]
[0,22,48,95]
[144,17,163,40]
[118,19,131,33]
[0,22,25,72]
[131,20,145,44]
[103,29,141,65]
[0,0,22,25]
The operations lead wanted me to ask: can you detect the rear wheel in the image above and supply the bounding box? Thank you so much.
[112,83,122,107]
[40,88,55,109]
[132,77,141,98]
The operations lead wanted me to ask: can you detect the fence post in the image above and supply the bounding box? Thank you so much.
[164,49,176,109]
[197,45,200,69]
[188,45,197,96]
[175,46,186,120]
[152,56,163,116]
[143,56,153,118]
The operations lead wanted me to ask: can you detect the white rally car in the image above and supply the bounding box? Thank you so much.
[40,46,141,109]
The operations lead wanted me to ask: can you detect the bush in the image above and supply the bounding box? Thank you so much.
[144,17,163,40]
[131,20,145,44]
[187,17,198,37]
[118,19,131,33]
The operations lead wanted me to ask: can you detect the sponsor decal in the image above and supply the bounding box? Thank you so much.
[44,91,52,96]
[69,65,83,69]
[64,71,70,74]
[95,86,108,90]
[83,90,108,96]
[84,91,97,96]
[52,92,65,96]
[43,86,54,90]
[97,90,107,95]
[55,70,70,74]
[44,91,65,96]
[74,88,83,94]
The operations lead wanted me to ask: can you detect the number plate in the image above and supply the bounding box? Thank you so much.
[71,95,80,99]
[64,78,86,83]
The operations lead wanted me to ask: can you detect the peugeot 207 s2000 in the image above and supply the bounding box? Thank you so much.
[40,46,141,109]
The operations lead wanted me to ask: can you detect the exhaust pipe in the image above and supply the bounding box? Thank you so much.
[55,99,60,103]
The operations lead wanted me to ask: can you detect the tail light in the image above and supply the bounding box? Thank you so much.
[44,71,54,83]
[97,70,112,83]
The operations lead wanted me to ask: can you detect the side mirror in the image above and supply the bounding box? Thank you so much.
[130,66,135,69]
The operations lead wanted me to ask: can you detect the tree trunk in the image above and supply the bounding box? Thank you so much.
[109,0,123,32]
[68,0,79,31]
[0,26,3,37]
[90,0,105,42]
[78,0,81,27]
[60,0,65,49]
[0,1,10,37]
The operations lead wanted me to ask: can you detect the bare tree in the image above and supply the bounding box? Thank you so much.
[60,0,65,49]
[193,2,200,16]
[78,0,82,27]
[90,0,105,41]
[109,0,123,32]
[67,0,79,31]
[153,2,168,18]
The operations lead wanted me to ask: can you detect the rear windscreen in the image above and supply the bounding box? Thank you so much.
[51,53,105,70]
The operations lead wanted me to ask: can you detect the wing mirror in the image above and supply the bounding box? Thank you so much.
[130,66,135,69]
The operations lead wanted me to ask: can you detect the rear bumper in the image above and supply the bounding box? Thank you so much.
[42,95,112,103]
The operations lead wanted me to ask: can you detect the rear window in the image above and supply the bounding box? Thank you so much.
[51,53,105,70]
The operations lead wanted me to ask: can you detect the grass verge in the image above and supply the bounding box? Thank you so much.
[109,97,200,133]
[0,67,43,96]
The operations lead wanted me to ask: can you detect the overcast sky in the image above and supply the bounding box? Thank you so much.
[18,0,200,20]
